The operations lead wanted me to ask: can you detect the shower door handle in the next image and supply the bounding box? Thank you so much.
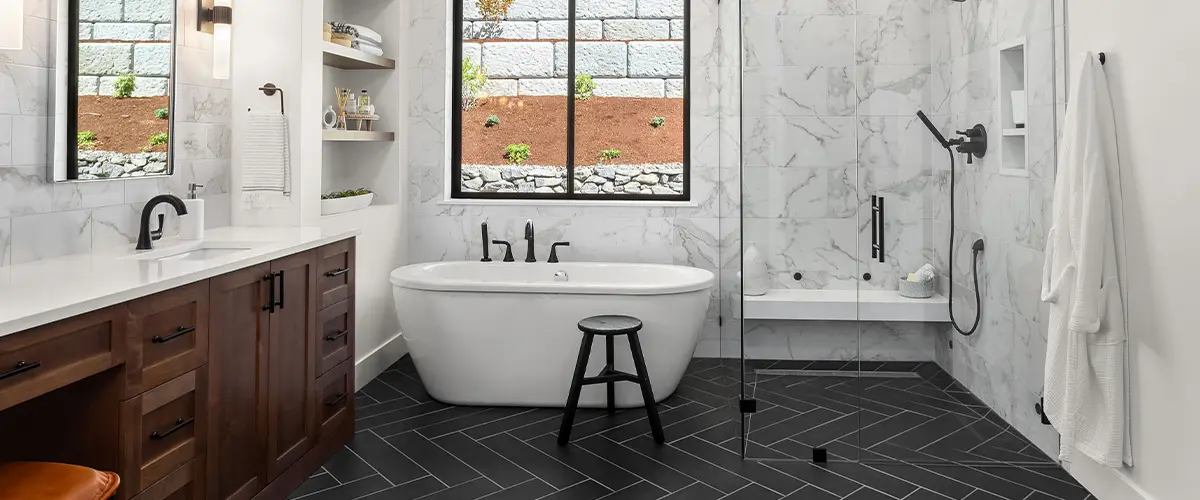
[871,195,885,263]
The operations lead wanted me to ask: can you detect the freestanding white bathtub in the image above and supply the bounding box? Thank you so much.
[390,261,715,408]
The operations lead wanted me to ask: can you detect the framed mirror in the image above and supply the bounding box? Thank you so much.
[52,0,177,181]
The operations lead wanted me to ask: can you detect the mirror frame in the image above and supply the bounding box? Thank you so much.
[52,0,179,182]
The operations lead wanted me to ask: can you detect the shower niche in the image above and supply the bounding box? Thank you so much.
[1000,39,1031,176]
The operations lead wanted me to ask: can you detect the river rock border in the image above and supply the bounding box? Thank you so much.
[461,163,683,195]
[77,150,168,179]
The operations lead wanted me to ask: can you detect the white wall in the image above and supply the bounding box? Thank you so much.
[1066,1,1200,499]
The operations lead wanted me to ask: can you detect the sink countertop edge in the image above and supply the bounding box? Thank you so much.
[0,226,361,339]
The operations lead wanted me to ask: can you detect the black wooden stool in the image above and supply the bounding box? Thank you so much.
[558,315,665,445]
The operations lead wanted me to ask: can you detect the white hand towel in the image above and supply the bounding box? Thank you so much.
[915,264,935,282]
[346,24,382,45]
[241,112,292,208]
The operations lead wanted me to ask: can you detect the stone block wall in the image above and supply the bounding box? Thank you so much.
[462,0,684,98]
[77,0,173,96]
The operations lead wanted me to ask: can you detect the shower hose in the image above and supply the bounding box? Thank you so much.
[946,148,984,336]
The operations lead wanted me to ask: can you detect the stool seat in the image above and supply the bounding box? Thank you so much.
[578,315,643,336]
[0,462,120,500]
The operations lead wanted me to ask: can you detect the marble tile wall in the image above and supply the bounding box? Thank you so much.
[406,0,732,351]
[0,0,231,267]
[929,0,1065,457]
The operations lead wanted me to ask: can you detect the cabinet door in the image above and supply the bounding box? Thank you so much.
[265,251,318,480]
[207,264,271,500]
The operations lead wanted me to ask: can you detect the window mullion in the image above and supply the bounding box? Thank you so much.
[565,0,576,196]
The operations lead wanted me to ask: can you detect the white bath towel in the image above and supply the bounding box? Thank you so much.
[346,24,382,45]
[241,112,292,208]
[1041,52,1132,468]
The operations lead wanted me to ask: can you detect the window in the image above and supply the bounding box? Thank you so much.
[452,0,689,200]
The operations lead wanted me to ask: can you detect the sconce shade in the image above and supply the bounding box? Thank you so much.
[211,0,231,79]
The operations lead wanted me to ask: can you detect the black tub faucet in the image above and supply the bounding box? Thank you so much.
[549,242,570,263]
[493,240,515,262]
[524,219,537,263]
[136,194,188,250]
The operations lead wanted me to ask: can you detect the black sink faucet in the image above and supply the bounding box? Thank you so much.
[136,194,189,250]
[524,219,536,263]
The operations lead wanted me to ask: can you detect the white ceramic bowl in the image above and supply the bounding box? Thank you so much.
[320,192,373,215]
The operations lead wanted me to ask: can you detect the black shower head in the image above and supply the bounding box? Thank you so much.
[916,110,950,149]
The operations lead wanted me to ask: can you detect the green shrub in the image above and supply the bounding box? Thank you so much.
[599,149,621,163]
[321,188,372,200]
[574,74,595,101]
[77,130,96,148]
[485,114,500,127]
[650,116,666,128]
[113,74,136,98]
[462,57,489,111]
[505,143,530,165]
[155,108,169,119]
[149,133,168,146]
[475,0,515,22]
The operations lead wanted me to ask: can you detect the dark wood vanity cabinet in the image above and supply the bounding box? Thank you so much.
[0,239,356,500]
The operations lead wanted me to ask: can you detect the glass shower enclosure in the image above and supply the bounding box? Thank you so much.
[728,0,1064,466]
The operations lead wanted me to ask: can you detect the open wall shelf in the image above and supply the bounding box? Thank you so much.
[322,42,397,70]
[323,130,395,142]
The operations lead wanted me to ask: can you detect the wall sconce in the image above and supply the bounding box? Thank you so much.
[198,0,232,79]
[0,0,23,50]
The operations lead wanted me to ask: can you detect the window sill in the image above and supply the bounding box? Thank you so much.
[438,198,699,208]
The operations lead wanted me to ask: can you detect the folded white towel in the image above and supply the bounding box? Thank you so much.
[241,112,291,208]
[911,264,935,283]
[346,24,382,45]
[356,44,384,57]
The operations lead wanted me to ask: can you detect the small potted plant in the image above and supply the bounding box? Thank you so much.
[321,188,374,215]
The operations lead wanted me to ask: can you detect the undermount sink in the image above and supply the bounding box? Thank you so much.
[129,241,256,262]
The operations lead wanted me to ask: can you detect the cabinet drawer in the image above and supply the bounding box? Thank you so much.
[0,306,126,412]
[129,456,204,500]
[315,360,354,439]
[317,239,355,310]
[316,297,354,377]
[127,281,209,396]
[121,368,207,494]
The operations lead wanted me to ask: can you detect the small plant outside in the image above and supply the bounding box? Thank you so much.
[78,130,97,148]
[113,74,136,98]
[599,149,621,164]
[650,116,666,128]
[148,133,168,147]
[155,108,169,119]
[462,57,489,111]
[505,143,531,165]
[485,115,500,127]
[321,188,372,200]
[574,74,596,101]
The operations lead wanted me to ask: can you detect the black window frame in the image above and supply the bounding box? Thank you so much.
[451,0,690,201]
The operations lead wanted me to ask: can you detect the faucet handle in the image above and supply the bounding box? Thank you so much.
[150,213,166,241]
[549,242,570,263]
[492,240,515,262]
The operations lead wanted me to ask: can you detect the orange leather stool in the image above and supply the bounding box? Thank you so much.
[0,462,119,500]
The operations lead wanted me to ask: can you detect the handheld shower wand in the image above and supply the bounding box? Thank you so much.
[916,110,985,336]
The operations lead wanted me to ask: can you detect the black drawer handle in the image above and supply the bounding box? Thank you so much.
[324,330,348,342]
[0,361,41,381]
[325,393,348,407]
[152,326,196,344]
[325,268,350,278]
[150,417,195,440]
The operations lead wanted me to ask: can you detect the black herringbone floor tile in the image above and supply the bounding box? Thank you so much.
[289,357,1095,500]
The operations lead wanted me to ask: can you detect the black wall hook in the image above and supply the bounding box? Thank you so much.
[255,83,285,114]
[1099,52,1106,65]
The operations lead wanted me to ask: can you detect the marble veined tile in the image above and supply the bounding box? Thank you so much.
[741,14,854,68]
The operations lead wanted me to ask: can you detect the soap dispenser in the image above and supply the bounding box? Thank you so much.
[181,183,205,240]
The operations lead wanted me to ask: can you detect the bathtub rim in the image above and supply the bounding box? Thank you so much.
[390,261,716,296]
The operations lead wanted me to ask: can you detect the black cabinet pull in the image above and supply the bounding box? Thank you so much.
[324,330,348,342]
[871,195,885,263]
[152,326,196,344]
[325,393,348,407]
[325,268,350,277]
[262,273,276,312]
[0,361,41,381]
[276,271,285,310]
[149,417,194,440]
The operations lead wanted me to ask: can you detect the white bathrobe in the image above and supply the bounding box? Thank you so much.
[1041,53,1132,468]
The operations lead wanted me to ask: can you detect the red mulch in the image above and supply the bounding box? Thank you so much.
[462,96,683,165]
[78,95,170,154]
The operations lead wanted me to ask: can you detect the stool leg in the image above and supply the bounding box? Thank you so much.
[559,332,595,445]
[606,334,615,415]
[627,331,665,444]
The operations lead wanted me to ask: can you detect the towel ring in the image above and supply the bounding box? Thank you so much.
[251,83,285,114]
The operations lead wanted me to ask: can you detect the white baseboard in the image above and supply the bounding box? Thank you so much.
[1066,455,1153,500]
[355,331,408,391]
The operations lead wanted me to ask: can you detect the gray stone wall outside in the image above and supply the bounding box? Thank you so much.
[463,0,684,98]
[461,163,684,195]
[77,0,173,97]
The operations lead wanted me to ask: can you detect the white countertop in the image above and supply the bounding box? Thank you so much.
[743,289,951,323]
[0,226,360,338]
